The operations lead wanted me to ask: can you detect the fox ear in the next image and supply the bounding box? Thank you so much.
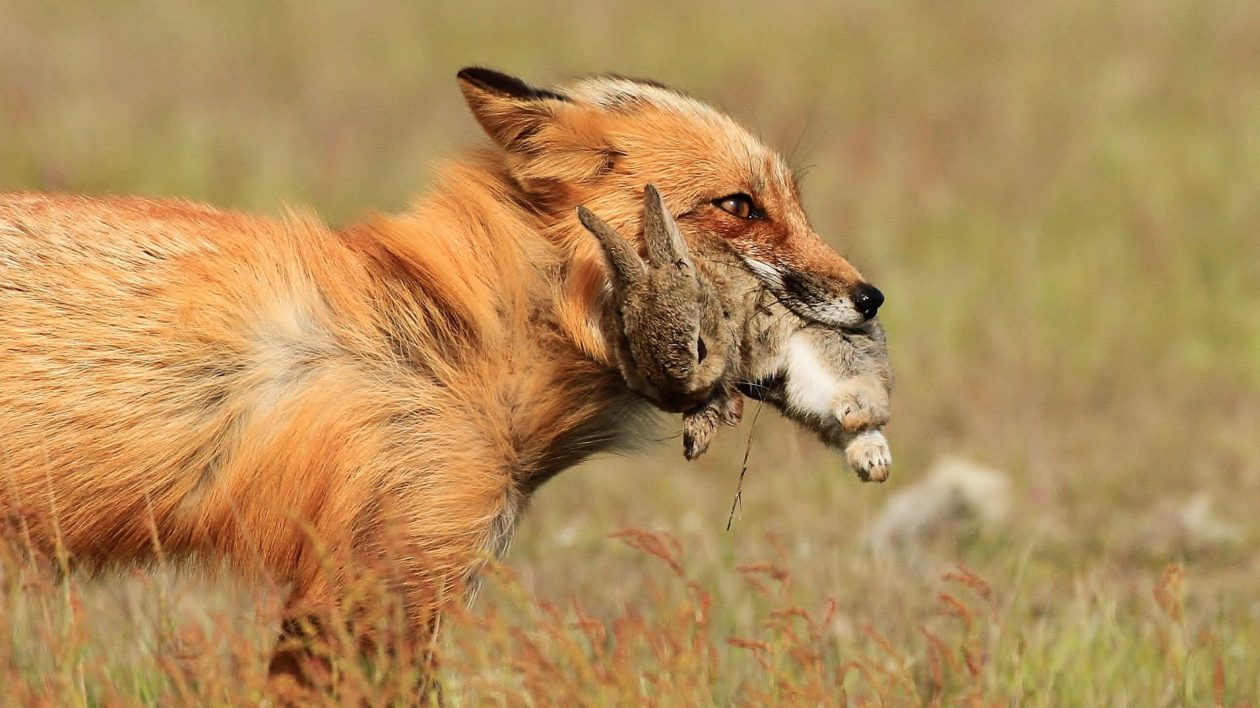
[457,67,572,151]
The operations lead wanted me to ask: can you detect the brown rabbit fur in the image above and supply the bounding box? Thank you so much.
[576,184,737,413]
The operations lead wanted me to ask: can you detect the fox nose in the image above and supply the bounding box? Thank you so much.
[854,283,884,319]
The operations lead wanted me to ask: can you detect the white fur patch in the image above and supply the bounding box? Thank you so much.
[250,298,334,412]
[783,332,840,417]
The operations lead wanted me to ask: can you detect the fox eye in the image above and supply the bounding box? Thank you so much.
[714,194,764,220]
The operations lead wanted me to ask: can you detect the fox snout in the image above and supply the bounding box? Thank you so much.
[761,261,884,329]
[723,216,883,329]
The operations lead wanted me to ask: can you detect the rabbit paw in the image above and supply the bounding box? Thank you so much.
[844,429,891,482]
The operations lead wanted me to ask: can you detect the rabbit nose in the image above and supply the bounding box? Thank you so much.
[854,283,884,319]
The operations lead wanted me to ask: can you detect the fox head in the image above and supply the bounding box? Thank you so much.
[456,67,884,330]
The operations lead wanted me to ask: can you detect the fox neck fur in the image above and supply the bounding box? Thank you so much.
[344,148,654,485]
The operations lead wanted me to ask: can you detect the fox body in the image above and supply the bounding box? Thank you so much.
[0,68,887,684]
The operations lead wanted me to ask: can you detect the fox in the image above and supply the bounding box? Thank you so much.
[0,67,887,690]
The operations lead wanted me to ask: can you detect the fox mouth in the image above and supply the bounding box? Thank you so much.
[740,257,867,330]
[774,288,866,330]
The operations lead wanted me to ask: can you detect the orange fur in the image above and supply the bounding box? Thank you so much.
[0,69,875,688]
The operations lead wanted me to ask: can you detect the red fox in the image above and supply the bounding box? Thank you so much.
[0,68,886,687]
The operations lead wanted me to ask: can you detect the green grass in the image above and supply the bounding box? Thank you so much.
[3,0,1260,703]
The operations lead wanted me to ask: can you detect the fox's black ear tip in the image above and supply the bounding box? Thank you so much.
[456,67,571,102]
[456,66,500,85]
[457,67,517,93]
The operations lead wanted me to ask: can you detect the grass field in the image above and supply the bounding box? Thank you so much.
[3,0,1260,704]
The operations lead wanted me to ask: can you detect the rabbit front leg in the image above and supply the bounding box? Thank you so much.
[681,384,743,461]
[833,375,891,433]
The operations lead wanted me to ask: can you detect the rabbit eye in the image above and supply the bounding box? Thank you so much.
[714,193,764,220]
[696,336,708,362]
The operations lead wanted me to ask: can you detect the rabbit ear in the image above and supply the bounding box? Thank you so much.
[641,184,693,269]
[577,206,646,288]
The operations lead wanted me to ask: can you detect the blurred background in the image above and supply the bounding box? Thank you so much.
[2,0,1258,702]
